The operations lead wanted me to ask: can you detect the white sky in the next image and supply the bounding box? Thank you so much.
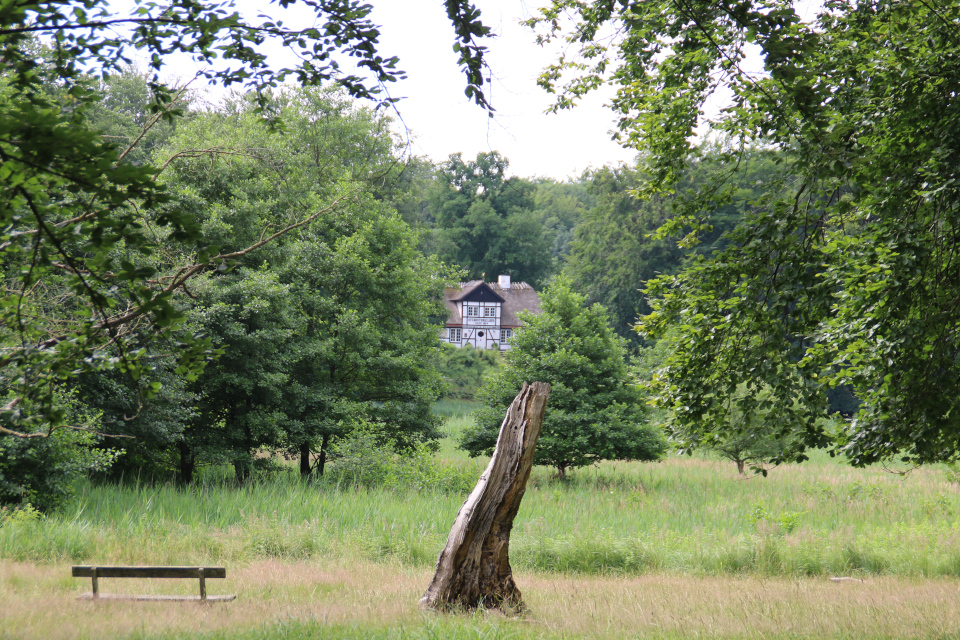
[362,0,638,181]
[358,1,818,180]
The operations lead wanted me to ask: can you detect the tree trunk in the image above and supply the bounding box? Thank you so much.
[177,442,194,485]
[420,381,550,613]
[317,433,329,476]
[233,455,251,485]
[300,442,312,478]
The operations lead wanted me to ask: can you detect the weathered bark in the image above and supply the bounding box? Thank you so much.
[420,381,550,613]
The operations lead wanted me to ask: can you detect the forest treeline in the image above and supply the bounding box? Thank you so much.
[1,60,777,508]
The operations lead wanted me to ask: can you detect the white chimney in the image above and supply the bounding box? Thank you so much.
[498,275,511,290]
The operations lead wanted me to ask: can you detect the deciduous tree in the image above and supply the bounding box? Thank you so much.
[566,146,780,346]
[152,88,450,482]
[532,0,960,466]
[430,152,555,287]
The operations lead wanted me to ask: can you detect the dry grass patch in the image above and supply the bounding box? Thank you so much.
[3,560,960,639]
[0,559,428,640]
[524,573,960,639]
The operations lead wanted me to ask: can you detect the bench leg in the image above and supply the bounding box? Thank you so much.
[199,568,206,602]
[91,567,99,600]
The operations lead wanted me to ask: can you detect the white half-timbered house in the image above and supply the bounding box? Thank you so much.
[441,275,541,351]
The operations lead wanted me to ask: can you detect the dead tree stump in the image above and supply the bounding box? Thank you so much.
[419,381,550,613]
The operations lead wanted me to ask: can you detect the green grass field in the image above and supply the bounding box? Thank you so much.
[3,405,960,639]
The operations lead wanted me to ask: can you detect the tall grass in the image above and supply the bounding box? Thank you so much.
[431,399,480,418]
[2,412,959,578]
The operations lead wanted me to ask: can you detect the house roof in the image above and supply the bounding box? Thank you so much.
[443,280,542,327]
[450,281,504,304]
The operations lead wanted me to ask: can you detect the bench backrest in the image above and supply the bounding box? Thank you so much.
[72,566,226,579]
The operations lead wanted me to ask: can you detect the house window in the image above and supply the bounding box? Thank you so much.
[500,328,513,342]
[449,328,461,342]
[465,306,478,317]
[484,307,496,317]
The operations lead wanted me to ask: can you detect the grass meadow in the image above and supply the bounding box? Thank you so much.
[3,403,960,639]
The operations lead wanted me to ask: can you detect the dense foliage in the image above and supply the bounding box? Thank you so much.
[565,146,779,345]
[429,152,555,288]
[0,0,501,505]
[533,0,960,466]
[435,344,500,401]
[0,0,426,439]
[460,278,666,477]
[0,71,457,502]
[58,85,451,484]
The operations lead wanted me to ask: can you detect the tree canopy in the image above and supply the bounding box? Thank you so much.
[564,146,772,345]
[430,152,555,288]
[531,0,960,466]
[61,84,452,485]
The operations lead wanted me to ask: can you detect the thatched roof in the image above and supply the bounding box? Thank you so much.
[443,280,541,327]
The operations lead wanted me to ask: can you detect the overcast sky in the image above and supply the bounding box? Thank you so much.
[361,1,638,181]
[357,0,818,180]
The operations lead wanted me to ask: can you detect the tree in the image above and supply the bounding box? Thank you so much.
[565,165,683,343]
[689,381,803,476]
[180,210,450,484]
[272,210,451,480]
[566,145,780,346]
[430,152,555,287]
[529,178,594,260]
[460,278,666,478]
[0,0,494,442]
[185,267,299,483]
[531,0,960,467]
[84,67,187,168]
[91,85,446,483]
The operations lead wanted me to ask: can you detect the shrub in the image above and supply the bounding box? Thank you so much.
[0,391,118,511]
[325,420,474,493]
[436,343,500,400]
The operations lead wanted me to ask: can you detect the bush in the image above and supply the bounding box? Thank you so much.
[325,420,474,494]
[0,390,119,511]
[436,343,500,400]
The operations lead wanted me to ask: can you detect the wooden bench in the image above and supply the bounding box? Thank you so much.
[72,565,236,602]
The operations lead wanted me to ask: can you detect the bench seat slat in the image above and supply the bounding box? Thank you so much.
[72,566,226,579]
[76,593,236,602]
